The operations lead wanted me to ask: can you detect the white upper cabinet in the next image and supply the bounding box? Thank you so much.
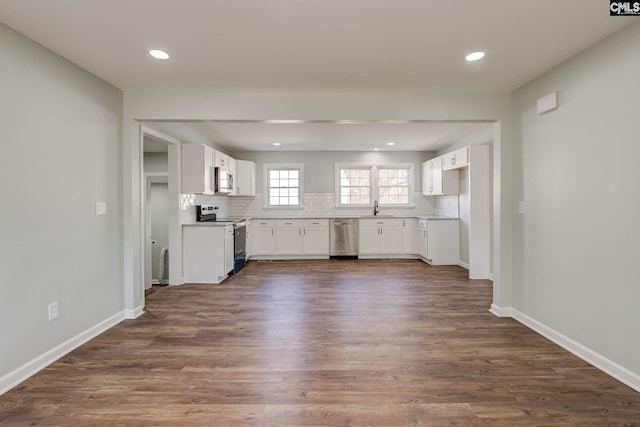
[442,146,469,171]
[182,144,215,194]
[233,160,256,197]
[214,150,231,169]
[422,156,459,196]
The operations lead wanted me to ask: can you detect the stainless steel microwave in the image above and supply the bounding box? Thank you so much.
[214,167,233,194]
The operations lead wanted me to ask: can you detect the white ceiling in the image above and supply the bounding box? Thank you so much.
[173,120,494,152]
[2,0,636,152]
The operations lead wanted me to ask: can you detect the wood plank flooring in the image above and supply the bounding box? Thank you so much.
[1,260,639,426]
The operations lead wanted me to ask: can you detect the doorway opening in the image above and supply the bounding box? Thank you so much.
[141,126,181,308]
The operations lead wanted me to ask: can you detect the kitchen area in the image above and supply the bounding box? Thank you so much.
[176,139,491,285]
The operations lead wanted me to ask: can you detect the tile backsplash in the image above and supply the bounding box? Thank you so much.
[181,192,458,223]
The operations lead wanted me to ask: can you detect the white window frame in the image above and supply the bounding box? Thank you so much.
[263,163,304,209]
[335,164,374,206]
[335,163,414,208]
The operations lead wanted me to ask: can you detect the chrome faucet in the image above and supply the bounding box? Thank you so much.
[373,199,380,216]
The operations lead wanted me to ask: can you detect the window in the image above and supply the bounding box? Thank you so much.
[378,167,410,205]
[264,164,304,207]
[339,167,371,205]
[336,163,413,207]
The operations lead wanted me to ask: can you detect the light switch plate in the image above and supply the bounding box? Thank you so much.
[518,201,525,214]
[95,202,107,216]
[48,301,59,321]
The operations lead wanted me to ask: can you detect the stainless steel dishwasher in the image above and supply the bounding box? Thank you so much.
[329,218,359,258]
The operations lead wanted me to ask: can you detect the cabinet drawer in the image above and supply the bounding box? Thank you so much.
[276,219,303,227]
[303,219,329,227]
[254,219,275,227]
[360,218,403,227]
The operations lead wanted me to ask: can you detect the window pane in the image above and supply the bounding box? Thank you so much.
[267,166,302,206]
[377,167,410,205]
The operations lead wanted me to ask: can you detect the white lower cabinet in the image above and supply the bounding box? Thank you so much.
[402,218,418,254]
[224,226,234,274]
[276,220,304,255]
[358,218,403,256]
[252,220,276,255]
[183,225,233,284]
[418,219,460,265]
[251,219,329,259]
[302,219,329,255]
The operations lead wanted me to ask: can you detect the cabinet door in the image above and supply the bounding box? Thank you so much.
[276,227,303,255]
[422,161,433,195]
[182,144,215,194]
[303,227,329,255]
[224,226,234,274]
[379,225,403,254]
[252,227,276,255]
[431,157,443,195]
[443,146,469,171]
[234,160,256,196]
[203,146,215,194]
[402,218,418,254]
[418,228,427,258]
[358,225,380,255]
[228,158,237,195]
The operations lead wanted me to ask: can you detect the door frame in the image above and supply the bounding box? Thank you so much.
[144,172,169,290]
[140,126,182,309]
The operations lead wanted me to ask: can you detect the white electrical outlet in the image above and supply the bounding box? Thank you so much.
[95,202,107,216]
[518,201,525,214]
[48,301,59,321]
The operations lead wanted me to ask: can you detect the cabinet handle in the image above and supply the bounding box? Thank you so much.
[304,229,306,235]
[299,229,301,235]
[272,229,274,236]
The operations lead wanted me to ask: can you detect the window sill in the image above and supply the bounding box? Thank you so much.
[263,206,305,210]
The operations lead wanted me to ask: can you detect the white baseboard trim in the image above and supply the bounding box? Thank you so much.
[489,303,514,317]
[0,310,125,396]
[489,304,640,393]
[488,272,494,281]
[124,305,144,319]
[151,279,160,285]
[458,261,470,270]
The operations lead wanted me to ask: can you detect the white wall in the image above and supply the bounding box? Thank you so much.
[233,150,434,193]
[511,22,640,377]
[143,152,168,173]
[0,25,123,380]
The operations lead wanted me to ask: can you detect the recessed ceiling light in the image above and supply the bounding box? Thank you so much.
[374,148,380,151]
[272,142,281,146]
[465,51,485,62]
[387,142,396,146]
[149,49,170,60]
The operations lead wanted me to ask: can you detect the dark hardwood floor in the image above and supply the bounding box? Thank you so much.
[1,260,639,426]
